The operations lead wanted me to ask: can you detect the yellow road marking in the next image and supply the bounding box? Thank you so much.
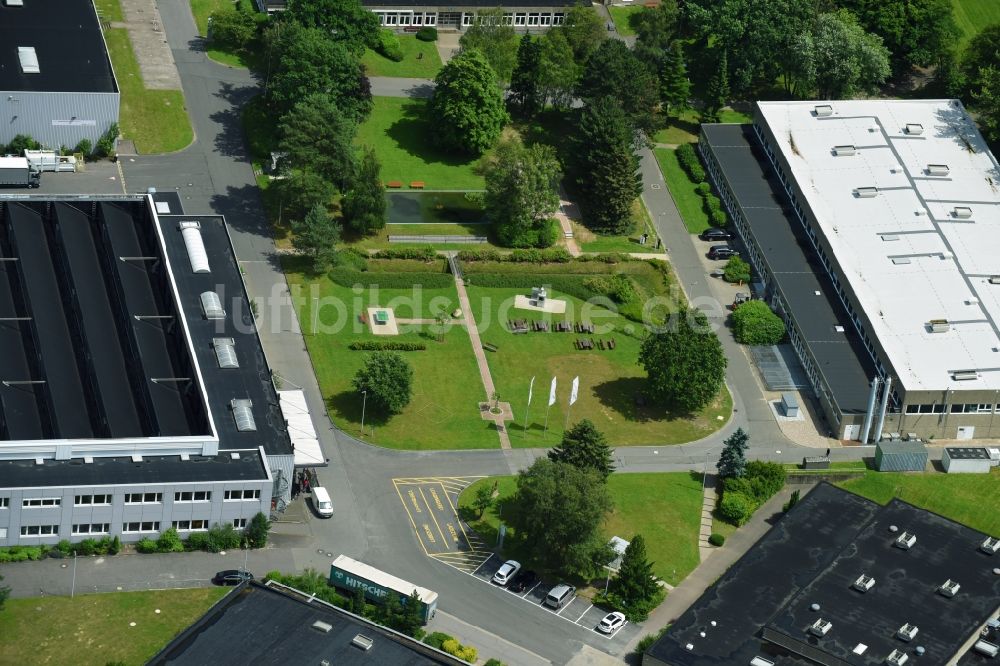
[420,487,450,551]
[407,489,423,514]
[440,481,484,553]
[428,487,446,511]
[392,479,429,557]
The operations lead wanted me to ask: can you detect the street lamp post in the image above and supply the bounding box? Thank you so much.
[71,550,78,599]
[360,390,368,436]
[702,450,712,492]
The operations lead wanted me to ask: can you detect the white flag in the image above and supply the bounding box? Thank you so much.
[570,376,580,406]
[548,377,557,407]
[527,376,535,406]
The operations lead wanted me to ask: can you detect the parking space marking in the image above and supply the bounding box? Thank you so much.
[471,553,496,576]
[573,606,591,623]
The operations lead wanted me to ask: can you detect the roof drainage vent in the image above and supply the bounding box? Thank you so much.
[351,634,374,651]
[927,164,950,176]
[815,105,833,117]
[905,123,924,135]
[834,145,857,156]
[954,206,973,219]
[952,370,979,381]
[981,536,1000,554]
[856,187,879,198]
[894,531,917,549]
[975,641,1000,658]
[886,649,909,665]
[311,620,333,633]
[809,619,833,637]
[852,574,875,593]
[928,319,950,333]
[938,579,960,598]
[750,658,775,666]
[897,623,919,642]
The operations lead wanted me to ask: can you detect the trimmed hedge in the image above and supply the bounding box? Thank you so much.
[723,256,751,284]
[676,143,705,183]
[329,267,453,289]
[371,247,440,261]
[0,546,45,563]
[348,341,427,351]
[457,248,572,263]
[719,461,787,526]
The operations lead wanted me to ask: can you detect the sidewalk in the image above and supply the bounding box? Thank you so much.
[428,611,551,666]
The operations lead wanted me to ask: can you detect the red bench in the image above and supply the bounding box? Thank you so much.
[385,180,403,188]
[410,181,425,189]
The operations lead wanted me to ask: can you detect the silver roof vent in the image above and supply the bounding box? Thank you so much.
[938,579,960,597]
[952,370,979,381]
[17,47,39,74]
[815,105,833,117]
[809,618,832,637]
[954,206,973,219]
[852,574,875,592]
[886,649,909,665]
[834,145,857,156]
[904,123,924,135]
[928,319,950,333]
[894,531,917,549]
[312,620,333,633]
[856,187,879,198]
[897,623,919,642]
[981,536,1000,555]
[351,634,374,651]
[927,164,950,176]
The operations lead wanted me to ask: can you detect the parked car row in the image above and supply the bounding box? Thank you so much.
[700,227,739,260]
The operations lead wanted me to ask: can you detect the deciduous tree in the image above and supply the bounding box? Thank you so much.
[808,10,891,99]
[578,40,658,128]
[484,136,561,248]
[639,309,727,413]
[717,427,749,479]
[343,146,387,235]
[537,29,579,110]
[352,351,414,415]
[209,8,259,51]
[548,419,615,480]
[508,35,543,119]
[459,8,520,82]
[275,170,337,226]
[731,300,786,345]
[292,204,341,271]
[285,0,380,54]
[428,50,509,156]
[961,24,1000,97]
[973,65,1000,146]
[556,6,606,65]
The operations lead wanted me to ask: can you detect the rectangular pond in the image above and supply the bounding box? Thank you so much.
[385,191,487,225]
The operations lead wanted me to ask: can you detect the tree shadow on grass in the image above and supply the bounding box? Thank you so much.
[592,377,697,424]
[326,390,392,430]
[385,101,482,169]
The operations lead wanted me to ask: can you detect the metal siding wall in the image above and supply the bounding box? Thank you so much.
[267,454,294,506]
[0,91,119,150]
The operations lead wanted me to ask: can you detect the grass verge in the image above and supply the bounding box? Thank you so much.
[652,109,753,146]
[608,5,644,37]
[362,36,443,78]
[0,588,227,665]
[654,147,711,234]
[838,469,1000,536]
[459,472,703,586]
[952,0,1000,44]
[575,200,657,253]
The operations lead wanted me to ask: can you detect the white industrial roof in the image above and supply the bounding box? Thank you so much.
[757,99,1000,392]
[278,390,324,466]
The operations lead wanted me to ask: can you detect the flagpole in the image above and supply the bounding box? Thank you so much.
[544,376,557,438]
[565,376,579,431]
[564,403,572,430]
[523,376,534,437]
[544,403,552,437]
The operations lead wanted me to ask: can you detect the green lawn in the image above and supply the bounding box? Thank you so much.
[653,109,753,146]
[362,36,443,78]
[463,283,731,447]
[0,588,227,665]
[104,28,193,154]
[953,0,1000,43]
[94,0,123,22]
[344,223,499,252]
[838,469,1000,536]
[357,97,486,190]
[654,148,711,234]
[608,5,645,37]
[284,259,499,450]
[576,200,658,254]
[459,473,703,585]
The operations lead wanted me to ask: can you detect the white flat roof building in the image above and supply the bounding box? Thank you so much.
[756,99,1000,393]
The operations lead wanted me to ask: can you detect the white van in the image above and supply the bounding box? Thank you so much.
[312,486,333,518]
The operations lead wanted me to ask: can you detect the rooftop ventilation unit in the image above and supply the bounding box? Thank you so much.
[892,258,911,265]
[212,337,238,369]
[834,145,857,156]
[179,221,210,274]
[230,398,256,432]
[351,634,374,651]
[975,640,1000,658]
[929,319,950,333]
[311,620,333,633]
[990,276,1000,285]
[5,0,25,6]
[853,644,868,655]
[897,624,919,642]
[927,164,950,176]
[954,206,973,219]
[895,531,917,549]
[904,123,924,135]
[17,47,39,74]
[856,187,879,198]
[952,370,978,381]
[853,574,876,592]
[815,105,833,117]
[880,233,899,242]
[200,291,225,320]
[750,658,775,666]
[938,579,960,597]
[809,619,833,637]
[886,649,909,665]
[981,536,1000,554]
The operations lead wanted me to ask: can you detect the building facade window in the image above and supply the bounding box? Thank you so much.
[905,404,945,414]
[174,491,211,503]
[124,492,162,504]
[514,13,526,25]
[72,523,110,536]
[21,525,58,536]
[224,489,261,501]
[122,521,160,534]
[412,13,423,25]
[949,403,989,414]
[232,518,248,529]
[540,13,552,25]
[527,12,540,25]
[172,520,208,531]
[0,497,8,509]
[462,12,474,26]
[0,528,6,539]
[75,494,112,506]
[553,12,564,24]
[23,497,60,508]
[424,13,436,25]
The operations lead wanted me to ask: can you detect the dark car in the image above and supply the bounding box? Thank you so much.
[212,569,254,586]
[700,227,733,242]
[508,569,538,593]
[708,245,738,260]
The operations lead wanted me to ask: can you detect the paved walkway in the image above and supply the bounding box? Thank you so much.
[452,267,512,450]
[113,0,182,90]
[430,611,550,666]
[698,475,718,561]
[435,31,462,64]
[555,194,583,257]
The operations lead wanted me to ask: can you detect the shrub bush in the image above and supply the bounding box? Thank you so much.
[709,207,728,227]
[784,489,801,512]
[423,632,454,650]
[94,123,119,159]
[376,28,404,61]
[718,491,756,526]
[484,660,507,666]
[157,527,185,553]
[206,523,242,553]
[242,512,271,549]
[695,182,711,196]
[328,267,453,289]
[185,532,210,551]
[74,139,93,157]
[457,247,572,263]
[723,256,750,284]
[675,143,705,183]
[0,546,45,563]
[371,247,439,261]
[744,460,786,498]
[348,341,427,351]
[583,274,638,304]
[56,539,73,555]
[135,537,158,554]
[708,532,726,547]
[731,300,786,345]
[6,134,40,155]
[441,638,478,663]
[77,538,99,556]
[416,26,438,41]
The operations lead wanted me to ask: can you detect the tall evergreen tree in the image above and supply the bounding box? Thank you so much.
[658,41,691,116]
[428,49,509,155]
[278,92,357,190]
[548,419,615,480]
[508,35,543,119]
[292,204,341,272]
[717,428,749,479]
[577,40,658,128]
[611,534,661,621]
[400,589,425,636]
[343,146,386,235]
[702,48,730,123]
[571,97,642,234]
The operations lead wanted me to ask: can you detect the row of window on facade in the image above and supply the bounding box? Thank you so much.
[13,518,248,538]
[374,10,565,27]
[6,489,261,510]
[904,403,1000,414]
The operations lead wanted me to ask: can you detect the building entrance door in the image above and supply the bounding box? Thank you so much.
[957,426,975,440]
[437,11,460,26]
[843,424,860,441]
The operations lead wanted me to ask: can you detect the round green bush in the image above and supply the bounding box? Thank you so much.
[719,491,756,526]
[376,28,404,61]
[416,26,438,41]
[708,533,726,547]
[731,300,786,345]
[695,182,711,196]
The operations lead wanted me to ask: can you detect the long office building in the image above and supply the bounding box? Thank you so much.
[0,193,323,546]
[701,99,1000,441]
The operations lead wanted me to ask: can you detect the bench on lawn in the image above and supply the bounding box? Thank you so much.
[410,181,425,189]
[403,26,419,32]
[483,342,498,352]
[385,180,403,188]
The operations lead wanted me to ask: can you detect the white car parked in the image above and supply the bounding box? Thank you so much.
[491,560,521,586]
[597,611,626,634]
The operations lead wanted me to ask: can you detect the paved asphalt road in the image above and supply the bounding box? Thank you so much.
[2,9,879,664]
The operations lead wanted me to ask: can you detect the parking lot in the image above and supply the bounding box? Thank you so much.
[469,554,642,643]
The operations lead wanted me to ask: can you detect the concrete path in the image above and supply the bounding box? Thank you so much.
[555,196,583,257]
[435,31,462,64]
[113,0,182,90]
[698,475,718,561]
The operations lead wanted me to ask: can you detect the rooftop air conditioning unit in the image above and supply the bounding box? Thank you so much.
[810,619,833,637]
[954,206,973,219]
[938,579,960,597]
[975,640,1000,658]
[886,649,909,665]
[897,623,919,642]
[895,532,917,549]
[853,574,876,592]
[981,536,1000,555]
[927,164,950,176]
[952,370,978,381]
[929,319,950,333]
[991,276,1000,285]
[834,145,857,156]
[856,187,879,198]
[311,621,333,633]
[351,634,374,651]
[815,105,833,117]
[905,123,924,135]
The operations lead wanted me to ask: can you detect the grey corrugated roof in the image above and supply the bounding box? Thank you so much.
[877,439,928,454]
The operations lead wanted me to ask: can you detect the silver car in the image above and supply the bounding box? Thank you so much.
[491,560,521,586]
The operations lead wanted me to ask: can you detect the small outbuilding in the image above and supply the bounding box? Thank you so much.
[875,439,928,472]
[942,447,998,474]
